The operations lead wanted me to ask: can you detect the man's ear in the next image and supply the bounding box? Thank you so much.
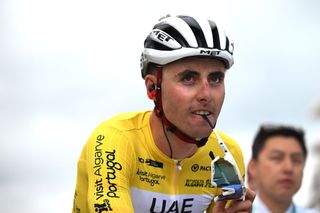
[247,159,257,191]
[145,75,157,100]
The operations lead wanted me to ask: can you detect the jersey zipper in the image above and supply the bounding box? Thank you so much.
[173,160,182,194]
[175,160,182,171]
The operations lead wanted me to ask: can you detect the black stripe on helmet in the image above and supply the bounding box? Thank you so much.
[208,20,221,49]
[144,37,172,51]
[154,23,189,48]
[225,36,231,53]
[178,15,208,48]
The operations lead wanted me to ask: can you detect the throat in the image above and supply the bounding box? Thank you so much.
[150,112,198,159]
[162,127,198,159]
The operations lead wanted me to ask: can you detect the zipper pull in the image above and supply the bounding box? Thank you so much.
[176,160,182,171]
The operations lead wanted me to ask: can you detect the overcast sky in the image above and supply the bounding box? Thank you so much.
[1,0,320,212]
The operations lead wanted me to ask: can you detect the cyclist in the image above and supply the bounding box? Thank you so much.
[72,14,255,213]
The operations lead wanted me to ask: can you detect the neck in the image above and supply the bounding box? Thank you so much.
[258,192,292,213]
[150,112,197,159]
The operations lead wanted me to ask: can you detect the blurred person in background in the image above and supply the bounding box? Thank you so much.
[72,14,255,213]
[308,102,320,211]
[247,124,318,213]
[308,143,320,211]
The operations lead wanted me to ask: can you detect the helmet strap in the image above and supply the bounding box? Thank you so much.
[153,66,209,148]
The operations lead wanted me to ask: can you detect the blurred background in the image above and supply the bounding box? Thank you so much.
[1,0,319,212]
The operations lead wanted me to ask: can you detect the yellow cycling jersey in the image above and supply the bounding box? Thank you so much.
[72,111,245,213]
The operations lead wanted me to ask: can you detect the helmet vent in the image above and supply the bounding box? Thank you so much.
[178,15,208,48]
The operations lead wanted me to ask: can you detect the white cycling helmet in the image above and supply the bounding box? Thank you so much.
[140,15,234,78]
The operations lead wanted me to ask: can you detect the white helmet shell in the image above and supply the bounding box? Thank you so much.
[141,15,234,78]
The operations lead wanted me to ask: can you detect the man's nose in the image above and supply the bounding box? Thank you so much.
[196,80,211,103]
[283,157,294,173]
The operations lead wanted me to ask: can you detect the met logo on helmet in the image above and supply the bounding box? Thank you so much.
[152,29,173,42]
[199,49,220,56]
[150,29,181,49]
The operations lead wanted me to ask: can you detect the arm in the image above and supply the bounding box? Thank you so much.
[72,127,135,213]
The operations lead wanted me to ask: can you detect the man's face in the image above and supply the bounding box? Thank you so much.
[252,136,305,202]
[161,57,226,138]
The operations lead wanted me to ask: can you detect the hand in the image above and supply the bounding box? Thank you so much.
[211,187,255,213]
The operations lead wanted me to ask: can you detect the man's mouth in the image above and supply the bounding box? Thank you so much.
[192,111,212,116]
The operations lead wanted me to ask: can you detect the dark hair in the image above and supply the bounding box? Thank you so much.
[251,124,307,160]
[146,63,158,76]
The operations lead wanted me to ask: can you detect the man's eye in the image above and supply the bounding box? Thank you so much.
[181,73,196,83]
[270,155,282,162]
[292,156,304,165]
[212,76,223,83]
[209,72,225,84]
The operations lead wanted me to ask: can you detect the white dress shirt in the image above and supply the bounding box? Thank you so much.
[253,194,319,213]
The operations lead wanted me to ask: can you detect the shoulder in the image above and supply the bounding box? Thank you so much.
[84,111,151,150]
[210,130,242,152]
[94,111,152,133]
[81,112,152,161]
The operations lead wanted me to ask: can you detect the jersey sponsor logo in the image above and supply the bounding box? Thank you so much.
[185,179,215,188]
[92,134,122,201]
[146,159,163,168]
[136,168,166,186]
[94,135,105,177]
[94,135,106,201]
[149,197,194,213]
[105,149,122,198]
[73,191,81,213]
[191,164,211,172]
[92,135,116,210]
[95,178,104,200]
[138,157,163,168]
[185,179,204,187]
[94,199,112,212]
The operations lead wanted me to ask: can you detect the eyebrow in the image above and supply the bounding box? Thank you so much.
[176,69,199,77]
[176,69,225,77]
[270,150,304,157]
[209,71,225,78]
[291,153,304,159]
